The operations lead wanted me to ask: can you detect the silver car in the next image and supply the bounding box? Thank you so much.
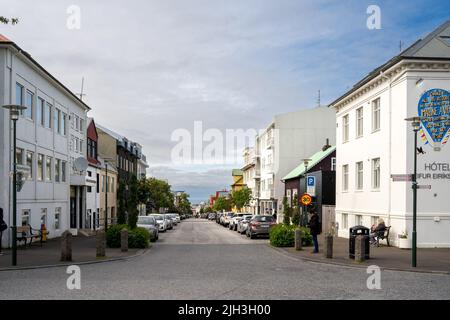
[164,214,174,229]
[237,215,253,234]
[150,214,168,232]
[137,216,159,241]
[229,213,246,231]
[168,213,178,225]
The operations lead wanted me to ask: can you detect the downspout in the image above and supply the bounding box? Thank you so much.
[7,51,13,248]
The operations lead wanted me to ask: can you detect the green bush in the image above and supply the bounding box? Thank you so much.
[128,227,150,248]
[269,224,313,247]
[106,224,129,248]
[106,224,150,249]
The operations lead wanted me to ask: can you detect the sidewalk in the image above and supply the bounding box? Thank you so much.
[275,235,450,274]
[0,235,142,270]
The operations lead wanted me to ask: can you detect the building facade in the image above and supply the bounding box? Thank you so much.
[0,35,90,246]
[329,20,450,247]
[241,147,259,214]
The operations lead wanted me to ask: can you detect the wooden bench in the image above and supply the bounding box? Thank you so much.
[374,226,391,247]
[16,225,47,247]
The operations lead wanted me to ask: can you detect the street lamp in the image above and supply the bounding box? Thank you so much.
[301,158,311,227]
[3,104,27,266]
[405,116,421,268]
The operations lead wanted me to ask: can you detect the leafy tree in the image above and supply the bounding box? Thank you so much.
[199,207,204,214]
[282,197,292,225]
[0,16,19,25]
[231,187,252,212]
[177,193,192,214]
[213,196,232,212]
[204,206,213,213]
[146,178,173,212]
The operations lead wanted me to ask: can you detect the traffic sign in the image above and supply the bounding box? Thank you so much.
[306,176,316,196]
[300,193,312,206]
[391,174,413,182]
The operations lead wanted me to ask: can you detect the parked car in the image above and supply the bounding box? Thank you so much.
[150,214,168,232]
[216,213,223,224]
[237,215,253,234]
[222,212,235,227]
[163,214,174,230]
[167,213,178,225]
[229,213,246,231]
[137,216,159,241]
[246,215,276,239]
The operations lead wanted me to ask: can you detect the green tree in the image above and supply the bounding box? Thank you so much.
[291,194,300,226]
[0,16,19,25]
[231,187,252,212]
[213,196,232,212]
[146,178,173,212]
[177,193,192,214]
[204,206,213,213]
[117,181,127,224]
[127,175,139,229]
[282,197,292,225]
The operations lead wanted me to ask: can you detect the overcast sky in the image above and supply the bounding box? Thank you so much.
[1,0,449,203]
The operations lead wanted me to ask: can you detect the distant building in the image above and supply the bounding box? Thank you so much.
[241,147,258,214]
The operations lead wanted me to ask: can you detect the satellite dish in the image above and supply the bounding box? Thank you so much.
[74,157,88,172]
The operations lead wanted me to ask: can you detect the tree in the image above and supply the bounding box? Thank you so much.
[291,194,300,226]
[204,206,213,213]
[127,175,139,229]
[117,181,127,224]
[0,16,19,25]
[177,193,192,214]
[213,196,232,212]
[282,197,292,225]
[231,187,252,212]
[146,178,173,212]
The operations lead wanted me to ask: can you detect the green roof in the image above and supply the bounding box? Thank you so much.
[232,169,243,176]
[282,146,336,181]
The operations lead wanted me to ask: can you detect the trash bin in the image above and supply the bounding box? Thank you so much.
[349,225,370,259]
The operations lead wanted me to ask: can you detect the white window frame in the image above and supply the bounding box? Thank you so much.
[342,213,348,229]
[372,98,381,132]
[356,107,364,138]
[331,157,336,171]
[342,114,349,142]
[356,161,364,190]
[372,158,381,190]
[342,164,349,191]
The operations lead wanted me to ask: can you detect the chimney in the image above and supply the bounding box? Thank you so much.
[322,138,331,151]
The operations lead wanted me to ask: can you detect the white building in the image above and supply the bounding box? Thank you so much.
[0,35,90,246]
[329,20,450,247]
[242,147,258,214]
[254,106,336,220]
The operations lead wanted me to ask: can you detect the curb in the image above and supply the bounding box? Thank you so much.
[268,244,450,276]
[0,248,147,272]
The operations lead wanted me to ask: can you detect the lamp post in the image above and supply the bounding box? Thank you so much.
[301,158,311,227]
[405,116,421,268]
[3,104,26,266]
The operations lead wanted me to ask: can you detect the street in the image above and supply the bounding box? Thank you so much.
[0,219,449,300]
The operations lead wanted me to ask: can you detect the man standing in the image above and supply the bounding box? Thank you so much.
[0,208,7,255]
[308,210,321,254]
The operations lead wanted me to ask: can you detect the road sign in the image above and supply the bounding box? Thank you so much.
[417,185,431,189]
[306,176,316,196]
[300,193,312,206]
[391,174,413,182]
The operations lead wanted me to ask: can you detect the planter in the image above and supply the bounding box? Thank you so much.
[398,237,411,249]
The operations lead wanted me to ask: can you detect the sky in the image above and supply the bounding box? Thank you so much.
[1,0,449,203]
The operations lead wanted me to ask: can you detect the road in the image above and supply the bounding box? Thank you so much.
[1,219,449,299]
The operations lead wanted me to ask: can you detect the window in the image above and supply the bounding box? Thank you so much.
[102,175,105,192]
[75,116,79,131]
[356,161,364,190]
[342,114,349,142]
[79,119,84,132]
[355,215,363,226]
[96,173,100,193]
[55,208,61,230]
[111,178,115,193]
[55,159,61,182]
[372,158,381,189]
[40,208,47,226]
[46,156,52,181]
[37,98,45,126]
[38,154,44,181]
[331,157,336,171]
[61,161,67,182]
[356,107,363,137]
[342,213,348,229]
[22,209,30,226]
[286,189,292,206]
[372,98,380,132]
[74,137,79,152]
[87,170,92,177]
[342,164,349,191]
[16,83,24,114]
[79,140,83,153]
[26,151,33,180]
[61,113,67,135]
[87,186,92,193]
[54,108,61,134]
[25,90,33,119]
[15,148,24,165]
[45,102,52,129]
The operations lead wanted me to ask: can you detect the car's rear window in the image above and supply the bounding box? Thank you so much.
[254,216,274,222]
[152,215,163,220]
[138,217,155,225]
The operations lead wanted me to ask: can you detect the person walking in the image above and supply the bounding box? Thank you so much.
[308,210,321,253]
[0,208,7,255]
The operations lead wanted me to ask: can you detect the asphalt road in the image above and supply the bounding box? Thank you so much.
[1,219,449,299]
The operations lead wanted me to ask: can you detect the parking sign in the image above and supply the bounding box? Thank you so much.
[306,176,316,196]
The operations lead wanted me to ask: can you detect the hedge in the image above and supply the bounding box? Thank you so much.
[269,224,313,247]
[106,224,150,249]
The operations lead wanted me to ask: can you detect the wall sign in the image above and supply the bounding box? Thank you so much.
[418,88,450,149]
[306,176,316,196]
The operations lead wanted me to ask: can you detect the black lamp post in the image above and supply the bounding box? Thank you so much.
[301,158,311,227]
[405,116,421,268]
[3,104,26,266]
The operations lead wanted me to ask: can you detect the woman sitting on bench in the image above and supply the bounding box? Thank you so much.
[370,218,386,245]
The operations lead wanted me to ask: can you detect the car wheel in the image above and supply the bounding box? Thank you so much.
[250,233,255,239]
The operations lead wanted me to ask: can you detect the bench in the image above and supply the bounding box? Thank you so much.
[374,226,391,247]
[16,225,47,247]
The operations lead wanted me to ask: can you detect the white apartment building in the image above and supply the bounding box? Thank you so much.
[254,106,336,220]
[0,35,90,247]
[242,147,258,214]
[330,20,450,247]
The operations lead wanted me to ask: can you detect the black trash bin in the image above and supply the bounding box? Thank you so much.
[349,225,370,259]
